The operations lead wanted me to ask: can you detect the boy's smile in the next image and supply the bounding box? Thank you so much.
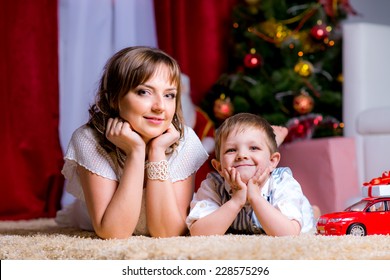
[213,126,276,184]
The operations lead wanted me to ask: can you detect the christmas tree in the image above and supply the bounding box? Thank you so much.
[201,0,358,142]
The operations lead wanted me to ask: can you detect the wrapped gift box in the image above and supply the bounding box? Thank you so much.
[279,137,360,214]
[362,184,390,197]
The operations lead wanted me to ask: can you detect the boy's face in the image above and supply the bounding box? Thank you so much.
[212,127,280,184]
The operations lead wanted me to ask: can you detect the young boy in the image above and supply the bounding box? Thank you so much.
[186,113,315,236]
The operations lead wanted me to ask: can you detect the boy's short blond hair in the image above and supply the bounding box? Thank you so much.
[214,113,277,160]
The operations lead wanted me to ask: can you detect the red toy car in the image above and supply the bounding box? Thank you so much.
[316,197,390,236]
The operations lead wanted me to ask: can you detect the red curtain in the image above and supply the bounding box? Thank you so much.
[153,0,238,105]
[0,0,64,220]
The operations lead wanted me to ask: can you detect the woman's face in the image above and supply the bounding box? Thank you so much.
[118,65,177,143]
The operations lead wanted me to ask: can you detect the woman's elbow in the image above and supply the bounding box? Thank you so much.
[94,226,134,240]
[149,225,188,238]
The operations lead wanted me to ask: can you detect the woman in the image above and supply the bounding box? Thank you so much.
[56,46,209,239]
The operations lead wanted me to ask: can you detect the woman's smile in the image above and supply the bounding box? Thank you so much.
[144,116,165,125]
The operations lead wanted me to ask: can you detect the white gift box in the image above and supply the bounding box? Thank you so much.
[362,184,390,197]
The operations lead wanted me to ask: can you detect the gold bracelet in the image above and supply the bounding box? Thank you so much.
[145,160,169,181]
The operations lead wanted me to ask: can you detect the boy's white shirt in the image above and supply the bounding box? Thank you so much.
[186,167,315,233]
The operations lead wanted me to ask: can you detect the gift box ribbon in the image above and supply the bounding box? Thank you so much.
[363,171,390,187]
[363,171,390,197]
[365,185,374,197]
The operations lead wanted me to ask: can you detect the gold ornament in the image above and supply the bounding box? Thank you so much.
[258,19,291,46]
[274,23,290,44]
[294,60,313,77]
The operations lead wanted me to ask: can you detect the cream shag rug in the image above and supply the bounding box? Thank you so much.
[1,218,390,260]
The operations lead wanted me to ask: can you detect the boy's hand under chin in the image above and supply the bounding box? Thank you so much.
[223,167,247,207]
[247,167,271,200]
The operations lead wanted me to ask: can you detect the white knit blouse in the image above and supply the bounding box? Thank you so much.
[55,124,208,236]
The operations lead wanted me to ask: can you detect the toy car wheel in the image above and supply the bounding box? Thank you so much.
[347,223,366,236]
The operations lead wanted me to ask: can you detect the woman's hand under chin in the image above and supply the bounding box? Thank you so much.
[105,117,145,155]
[148,123,180,157]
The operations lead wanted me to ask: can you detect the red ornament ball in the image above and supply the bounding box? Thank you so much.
[284,114,322,143]
[293,93,314,115]
[213,96,234,120]
[310,24,329,41]
[244,53,262,69]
